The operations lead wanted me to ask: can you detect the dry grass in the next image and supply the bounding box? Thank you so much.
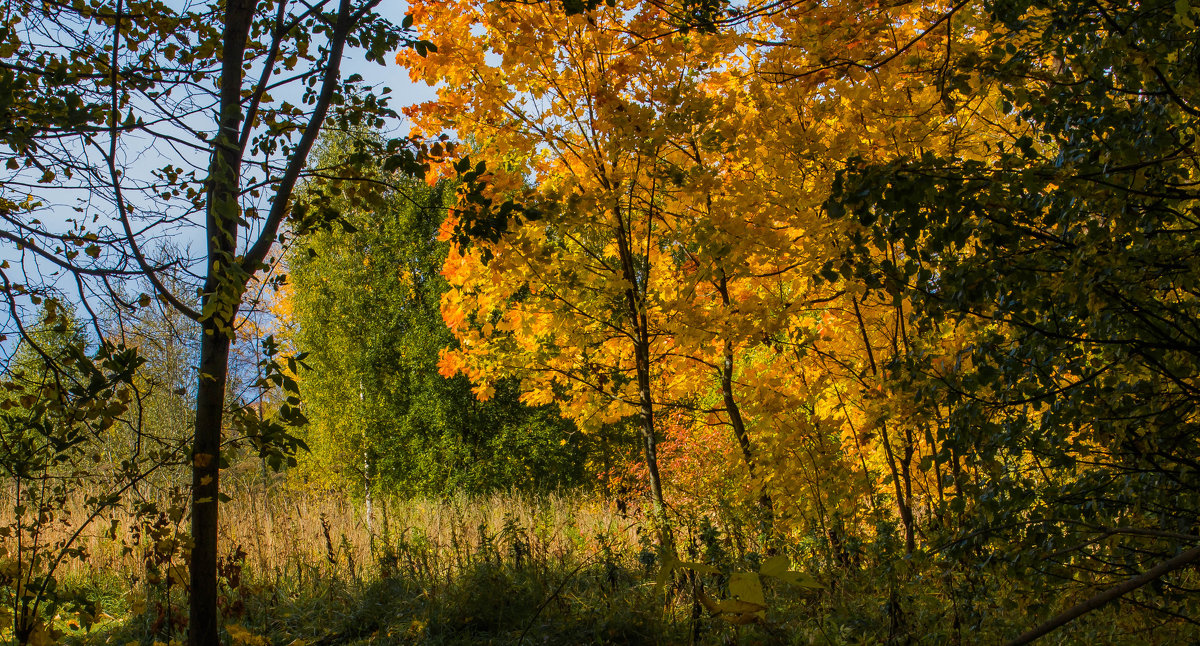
[219,485,644,580]
[6,478,1198,646]
[3,476,677,645]
[0,476,644,585]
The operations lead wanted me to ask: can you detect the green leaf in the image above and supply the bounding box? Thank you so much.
[759,554,820,588]
[759,554,790,578]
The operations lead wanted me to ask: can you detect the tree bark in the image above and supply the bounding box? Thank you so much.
[190,1,254,644]
[879,422,915,555]
[190,327,232,646]
[635,331,667,522]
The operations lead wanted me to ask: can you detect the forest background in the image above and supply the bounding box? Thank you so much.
[1,0,1199,644]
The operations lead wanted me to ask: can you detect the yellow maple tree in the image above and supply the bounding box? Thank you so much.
[399,0,1011,542]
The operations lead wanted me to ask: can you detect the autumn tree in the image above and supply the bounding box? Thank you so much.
[402,0,798,533]
[402,0,1006,555]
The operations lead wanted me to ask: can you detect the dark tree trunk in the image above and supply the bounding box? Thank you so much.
[187,0,355,637]
[189,327,232,646]
[879,422,916,555]
[716,269,773,530]
[190,2,254,644]
[635,330,667,520]
[901,425,916,552]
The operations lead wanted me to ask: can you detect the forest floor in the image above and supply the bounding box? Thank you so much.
[12,488,1197,646]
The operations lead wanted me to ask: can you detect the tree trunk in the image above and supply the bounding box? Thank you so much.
[613,203,668,537]
[360,380,374,542]
[190,327,232,646]
[635,332,667,524]
[901,425,916,551]
[880,422,916,555]
[715,269,773,533]
[190,1,254,644]
[364,449,374,543]
[721,341,773,514]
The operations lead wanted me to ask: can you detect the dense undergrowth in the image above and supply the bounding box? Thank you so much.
[6,487,1192,646]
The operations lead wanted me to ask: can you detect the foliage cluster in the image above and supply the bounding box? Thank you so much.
[283,145,588,496]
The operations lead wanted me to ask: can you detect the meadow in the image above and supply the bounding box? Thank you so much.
[5,477,1191,646]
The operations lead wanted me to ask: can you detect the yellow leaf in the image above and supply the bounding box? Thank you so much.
[728,572,766,609]
[759,554,790,578]
[168,565,187,586]
[698,587,766,624]
[654,554,678,592]
[773,569,821,588]
[473,383,495,401]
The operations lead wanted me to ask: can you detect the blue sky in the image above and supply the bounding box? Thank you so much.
[0,1,438,364]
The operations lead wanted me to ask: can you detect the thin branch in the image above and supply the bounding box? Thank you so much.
[1006,545,1200,645]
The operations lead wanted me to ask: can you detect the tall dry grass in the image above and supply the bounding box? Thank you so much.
[223,485,645,580]
[1,477,645,585]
